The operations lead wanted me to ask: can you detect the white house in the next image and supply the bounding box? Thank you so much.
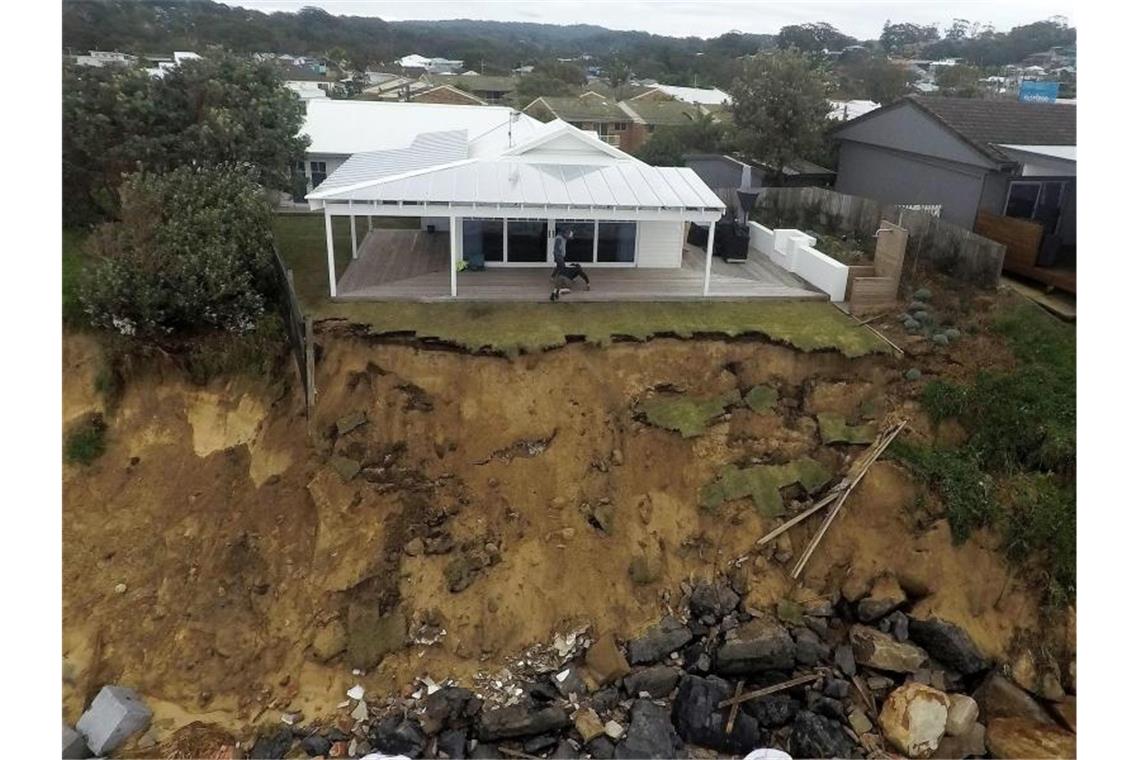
[649,84,732,106]
[397,54,464,74]
[301,104,746,300]
[74,50,136,67]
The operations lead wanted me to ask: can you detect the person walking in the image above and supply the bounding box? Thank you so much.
[550,228,591,301]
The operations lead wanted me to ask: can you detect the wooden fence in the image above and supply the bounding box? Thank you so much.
[752,186,1006,288]
[270,242,315,416]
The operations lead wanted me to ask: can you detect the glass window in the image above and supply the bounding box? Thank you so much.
[557,222,596,263]
[507,220,548,262]
[310,161,327,188]
[597,222,636,263]
[462,218,503,264]
[1005,182,1039,219]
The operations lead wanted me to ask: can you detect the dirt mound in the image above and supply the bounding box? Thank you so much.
[62,322,1051,744]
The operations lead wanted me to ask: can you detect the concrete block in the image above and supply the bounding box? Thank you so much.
[76,685,152,755]
[63,722,90,759]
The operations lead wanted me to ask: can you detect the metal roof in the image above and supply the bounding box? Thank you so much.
[310,159,725,212]
[651,84,732,106]
[315,131,469,192]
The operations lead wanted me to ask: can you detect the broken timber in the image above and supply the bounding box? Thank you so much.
[716,671,825,709]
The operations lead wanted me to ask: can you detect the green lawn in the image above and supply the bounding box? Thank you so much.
[272,213,887,357]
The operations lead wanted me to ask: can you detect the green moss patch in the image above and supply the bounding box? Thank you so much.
[744,384,779,412]
[639,389,741,438]
[817,412,877,444]
[700,458,832,516]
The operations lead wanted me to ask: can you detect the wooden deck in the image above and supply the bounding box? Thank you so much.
[336,229,824,302]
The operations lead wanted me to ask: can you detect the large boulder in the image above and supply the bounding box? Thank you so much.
[624,665,681,699]
[627,616,693,665]
[879,683,950,759]
[985,717,1076,759]
[421,687,483,735]
[788,711,853,759]
[370,716,427,758]
[850,624,928,673]
[908,617,989,675]
[585,633,631,686]
[971,671,1054,725]
[715,617,796,674]
[615,699,682,759]
[671,674,764,755]
[478,705,570,741]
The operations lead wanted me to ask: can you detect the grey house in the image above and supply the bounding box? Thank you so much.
[832,97,1076,275]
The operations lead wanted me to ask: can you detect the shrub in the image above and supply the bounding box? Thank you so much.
[184,313,287,385]
[65,413,107,465]
[80,164,276,339]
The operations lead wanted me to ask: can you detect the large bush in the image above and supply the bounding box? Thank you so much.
[80,164,277,338]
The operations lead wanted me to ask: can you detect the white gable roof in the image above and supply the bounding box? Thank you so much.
[315,131,470,193]
[652,84,732,105]
[301,100,543,155]
[502,119,632,162]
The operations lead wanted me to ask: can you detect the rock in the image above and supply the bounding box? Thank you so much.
[586,736,614,759]
[469,743,500,759]
[985,717,1076,759]
[346,603,406,670]
[574,707,606,743]
[62,723,89,760]
[585,633,631,686]
[589,686,620,713]
[742,694,799,728]
[689,579,741,621]
[524,680,559,703]
[421,687,483,735]
[437,728,467,759]
[300,734,332,757]
[552,667,588,698]
[617,699,682,758]
[329,455,361,482]
[847,708,873,736]
[611,449,624,466]
[604,720,624,740]
[1010,649,1065,701]
[715,616,796,674]
[908,617,989,675]
[933,721,986,759]
[883,610,910,641]
[523,734,558,754]
[627,616,693,664]
[248,728,293,759]
[351,700,369,722]
[972,671,1054,725]
[1049,696,1076,733]
[822,677,850,700]
[793,627,828,666]
[672,675,763,754]
[789,711,853,759]
[850,624,928,673]
[807,693,846,723]
[857,574,908,622]
[76,685,153,756]
[311,620,347,662]
[624,665,680,698]
[404,537,425,556]
[945,694,979,737]
[336,412,368,437]
[478,705,570,741]
[346,684,365,701]
[370,715,427,757]
[550,738,578,758]
[879,682,950,759]
[834,644,856,677]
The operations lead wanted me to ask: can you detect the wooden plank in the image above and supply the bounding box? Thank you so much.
[975,211,1043,270]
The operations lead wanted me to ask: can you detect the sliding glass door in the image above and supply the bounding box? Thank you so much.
[552,220,637,266]
[506,220,548,263]
[461,219,639,266]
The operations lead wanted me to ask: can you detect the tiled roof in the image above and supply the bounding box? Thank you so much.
[909,96,1075,161]
[533,96,630,122]
[621,99,703,126]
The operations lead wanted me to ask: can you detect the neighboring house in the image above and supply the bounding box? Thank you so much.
[361,74,432,101]
[685,153,835,209]
[828,99,880,122]
[522,95,633,150]
[73,50,136,67]
[425,74,517,104]
[286,80,329,100]
[398,54,464,74]
[304,118,730,299]
[832,95,1076,288]
[411,84,487,106]
[618,99,705,153]
[636,84,732,106]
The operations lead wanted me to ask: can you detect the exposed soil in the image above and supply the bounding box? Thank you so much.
[61,288,1065,749]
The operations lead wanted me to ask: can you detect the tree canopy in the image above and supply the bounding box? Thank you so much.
[63,53,307,225]
[635,115,727,167]
[776,23,857,54]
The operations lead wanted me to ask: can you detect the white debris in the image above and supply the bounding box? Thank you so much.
[280,712,301,726]
[114,583,127,594]
[555,669,570,683]
[347,684,365,701]
[604,720,625,740]
[351,701,369,722]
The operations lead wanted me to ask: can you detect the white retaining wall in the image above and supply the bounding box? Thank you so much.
[747,221,850,302]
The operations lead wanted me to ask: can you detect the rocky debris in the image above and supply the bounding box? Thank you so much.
[299,734,332,757]
[716,616,796,674]
[847,707,873,735]
[573,707,606,742]
[882,610,910,641]
[908,617,989,675]
[624,665,681,698]
[972,671,1055,725]
[933,721,986,759]
[346,603,406,670]
[985,717,1076,759]
[742,694,799,728]
[789,711,854,759]
[618,699,682,759]
[329,455,362,482]
[689,579,741,622]
[856,573,908,622]
[336,411,368,437]
[850,624,928,673]
[76,685,153,756]
[586,735,615,758]
[444,543,501,593]
[421,687,483,735]
[584,633,631,686]
[945,693,979,736]
[249,727,293,759]
[834,644,856,676]
[62,723,89,760]
[437,728,467,758]
[792,627,829,667]
[1010,648,1065,701]
[552,667,588,698]
[477,704,570,741]
[627,616,693,664]
[672,675,763,755]
[879,682,950,758]
[370,714,427,757]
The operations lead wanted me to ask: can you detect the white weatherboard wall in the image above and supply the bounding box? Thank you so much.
[748,222,849,301]
[636,221,684,267]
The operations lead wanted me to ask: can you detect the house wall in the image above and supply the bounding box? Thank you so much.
[834,103,996,170]
[412,88,484,106]
[834,141,990,229]
[303,153,349,189]
[635,221,684,267]
[747,223,849,301]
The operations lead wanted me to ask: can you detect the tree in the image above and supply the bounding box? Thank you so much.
[515,73,578,102]
[776,23,856,54]
[63,54,308,226]
[729,50,832,185]
[879,22,940,55]
[635,115,726,166]
[840,57,916,103]
[935,64,985,97]
[605,57,633,100]
[80,164,277,338]
[534,60,587,87]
